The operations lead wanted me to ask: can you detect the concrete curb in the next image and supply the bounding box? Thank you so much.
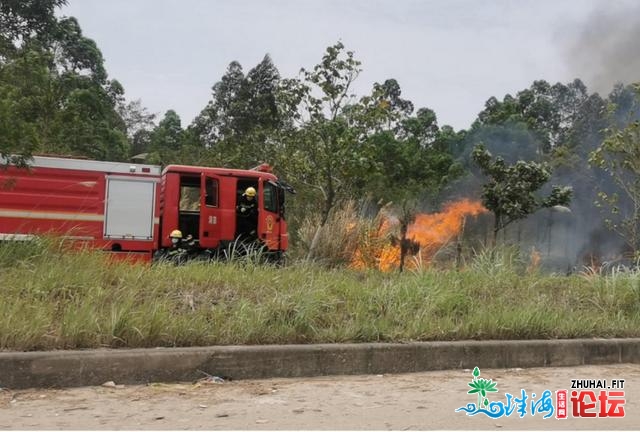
[2,338,640,389]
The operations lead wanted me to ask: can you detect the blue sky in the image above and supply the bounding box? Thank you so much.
[61,0,639,130]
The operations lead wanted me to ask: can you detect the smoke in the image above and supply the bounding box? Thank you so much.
[564,2,640,95]
[444,110,633,273]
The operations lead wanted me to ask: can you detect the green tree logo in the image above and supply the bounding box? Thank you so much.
[467,367,499,408]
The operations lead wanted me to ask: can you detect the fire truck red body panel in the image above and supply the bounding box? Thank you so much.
[158,164,289,252]
[0,156,290,260]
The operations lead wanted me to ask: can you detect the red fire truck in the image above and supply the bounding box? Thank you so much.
[0,156,294,262]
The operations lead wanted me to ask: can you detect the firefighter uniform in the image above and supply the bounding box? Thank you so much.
[236,187,258,239]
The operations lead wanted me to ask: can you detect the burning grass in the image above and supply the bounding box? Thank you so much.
[351,199,487,271]
[2,239,640,351]
[297,198,487,271]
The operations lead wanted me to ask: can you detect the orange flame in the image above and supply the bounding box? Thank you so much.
[351,199,487,271]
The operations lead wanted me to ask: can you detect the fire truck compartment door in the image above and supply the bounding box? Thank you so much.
[199,175,221,248]
[261,180,282,250]
[104,176,156,240]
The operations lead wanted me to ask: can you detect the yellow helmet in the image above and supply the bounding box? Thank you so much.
[169,229,183,239]
[245,187,256,197]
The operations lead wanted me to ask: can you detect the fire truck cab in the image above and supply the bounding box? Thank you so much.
[158,164,291,259]
[0,156,293,262]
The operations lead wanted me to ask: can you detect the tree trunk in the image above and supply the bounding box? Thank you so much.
[306,226,323,261]
[491,213,503,249]
[399,220,408,273]
[306,174,335,261]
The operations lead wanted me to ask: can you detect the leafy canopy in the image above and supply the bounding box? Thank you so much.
[0,0,136,163]
[472,143,572,241]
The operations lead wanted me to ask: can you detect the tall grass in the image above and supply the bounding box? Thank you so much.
[296,200,368,266]
[1,238,640,351]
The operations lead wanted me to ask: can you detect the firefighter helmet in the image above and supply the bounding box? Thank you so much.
[169,229,183,239]
[244,187,256,197]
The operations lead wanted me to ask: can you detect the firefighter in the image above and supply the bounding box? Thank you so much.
[236,186,258,239]
[166,229,192,263]
[169,229,183,245]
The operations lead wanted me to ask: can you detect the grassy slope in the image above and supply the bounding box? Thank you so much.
[1,241,640,351]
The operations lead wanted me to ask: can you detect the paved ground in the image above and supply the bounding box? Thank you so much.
[1,364,639,430]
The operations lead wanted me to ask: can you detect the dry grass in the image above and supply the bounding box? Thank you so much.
[296,200,366,266]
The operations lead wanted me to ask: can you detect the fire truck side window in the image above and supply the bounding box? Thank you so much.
[264,182,277,213]
[179,179,201,211]
[205,178,218,207]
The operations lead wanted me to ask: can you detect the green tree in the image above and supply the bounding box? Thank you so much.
[190,55,287,168]
[191,60,244,146]
[118,99,156,142]
[0,47,50,165]
[147,110,184,164]
[474,79,593,155]
[462,121,541,165]
[130,129,153,158]
[0,0,66,59]
[288,44,430,222]
[366,110,462,206]
[366,108,462,271]
[472,144,572,245]
[285,42,364,226]
[1,0,134,163]
[56,83,128,160]
[589,84,640,257]
[52,16,106,81]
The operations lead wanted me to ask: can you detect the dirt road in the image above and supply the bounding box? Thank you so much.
[1,364,639,430]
